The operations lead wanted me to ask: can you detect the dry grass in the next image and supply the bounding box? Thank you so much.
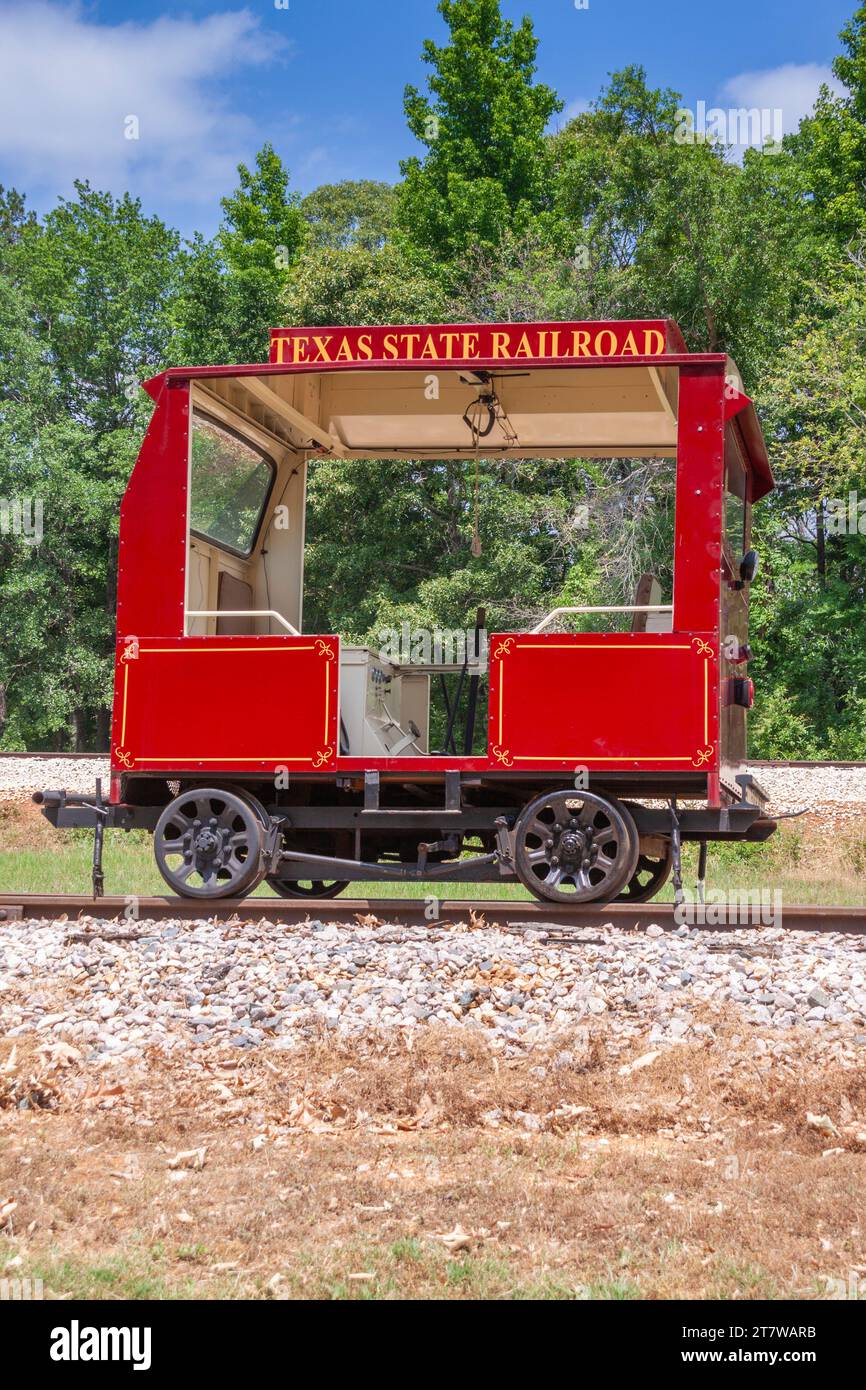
[5,798,866,1299]
[2,1026,866,1300]
[0,799,59,850]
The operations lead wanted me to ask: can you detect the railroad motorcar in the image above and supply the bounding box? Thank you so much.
[39,318,777,904]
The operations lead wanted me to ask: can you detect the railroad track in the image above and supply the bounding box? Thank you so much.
[0,751,108,759]
[749,759,866,770]
[1,894,866,935]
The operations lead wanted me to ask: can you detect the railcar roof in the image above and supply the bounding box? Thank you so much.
[142,319,773,498]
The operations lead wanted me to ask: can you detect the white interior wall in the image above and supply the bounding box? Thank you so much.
[186,383,308,636]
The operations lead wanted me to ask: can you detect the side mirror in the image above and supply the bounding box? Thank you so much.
[739,550,759,584]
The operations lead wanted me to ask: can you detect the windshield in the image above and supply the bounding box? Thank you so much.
[189,412,274,556]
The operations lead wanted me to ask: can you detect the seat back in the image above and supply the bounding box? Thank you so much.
[216,571,255,635]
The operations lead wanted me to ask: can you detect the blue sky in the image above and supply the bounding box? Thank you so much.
[0,0,856,238]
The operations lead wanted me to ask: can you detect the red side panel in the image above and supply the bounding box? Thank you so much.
[488,633,718,773]
[116,380,189,639]
[111,636,339,775]
[673,367,724,634]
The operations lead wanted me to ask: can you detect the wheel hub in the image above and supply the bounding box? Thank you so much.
[558,828,585,865]
[193,825,221,858]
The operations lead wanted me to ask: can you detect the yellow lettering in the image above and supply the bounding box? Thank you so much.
[420,333,438,360]
[643,328,665,355]
[292,335,310,364]
[491,331,511,359]
[461,332,480,357]
[572,330,591,357]
[550,329,561,357]
[440,332,460,359]
[334,336,354,361]
[383,333,399,360]
[312,335,333,362]
[272,336,290,364]
[594,329,617,356]
[356,333,373,360]
[621,329,639,355]
[514,332,533,358]
[402,333,420,357]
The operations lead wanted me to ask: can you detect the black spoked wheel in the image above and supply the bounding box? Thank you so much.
[513,790,639,904]
[616,842,673,903]
[154,788,265,900]
[266,876,350,900]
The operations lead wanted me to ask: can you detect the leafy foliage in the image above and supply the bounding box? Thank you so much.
[301,181,397,252]
[785,3,866,242]
[2,0,866,755]
[396,0,562,265]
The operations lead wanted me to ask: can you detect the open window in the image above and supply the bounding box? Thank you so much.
[190,412,275,558]
[185,394,306,638]
[723,423,751,577]
[300,451,678,755]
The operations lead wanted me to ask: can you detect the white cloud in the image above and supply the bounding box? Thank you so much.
[562,98,590,122]
[0,2,291,216]
[720,63,846,138]
[547,97,589,135]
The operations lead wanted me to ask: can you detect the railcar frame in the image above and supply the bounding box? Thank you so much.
[39,318,777,904]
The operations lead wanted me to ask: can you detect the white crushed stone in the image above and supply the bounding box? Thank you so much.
[2,755,866,856]
[0,756,110,803]
[3,757,866,821]
[3,917,866,1060]
[748,763,866,822]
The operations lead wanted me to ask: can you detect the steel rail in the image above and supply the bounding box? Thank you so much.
[0,752,109,760]
[747,760,866,770]
[1,894,865,934]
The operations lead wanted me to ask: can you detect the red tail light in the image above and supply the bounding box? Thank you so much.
[729,677,754,708]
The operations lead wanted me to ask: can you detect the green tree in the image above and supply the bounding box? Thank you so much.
[785,3,866,243]
[551,67,814,388]
[283,242,447,327]
[0,271,114,748]
[172,144,307,365]
[397,0,562,264]
[749,250,866,756]
[15,181,179,433]
[301,180,397,251]
[218,143,307,361]
[170,233,237,366]
[0,186,36,271]
[1,183,180,747]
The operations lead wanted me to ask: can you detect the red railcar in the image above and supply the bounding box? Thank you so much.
[40,319,776,903]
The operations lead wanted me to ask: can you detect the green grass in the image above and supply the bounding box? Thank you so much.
[0,826,541,900]
[2,821,863,905]
[14,1238,794,1301]
[277,1238,624,1300]
[29,1250,202,1301]
[707,1260,780,1301]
